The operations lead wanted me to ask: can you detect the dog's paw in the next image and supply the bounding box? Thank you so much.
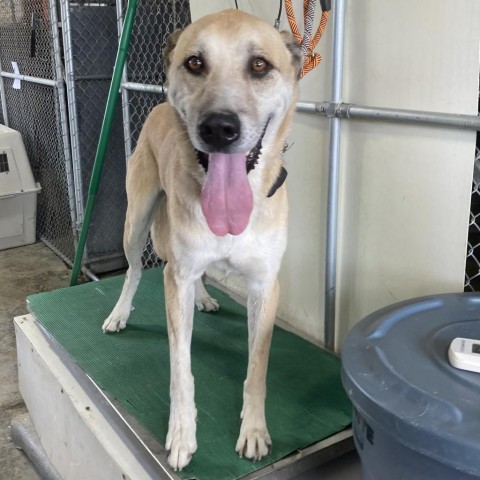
[166,416,197,471]
[235,424,271,461]
[102,311,129,333]
[195,294,220,312]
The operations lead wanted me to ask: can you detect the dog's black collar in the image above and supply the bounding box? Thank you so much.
[195,148,263,174]
[267,165,288,198]
[196,148,287,198]
[196,149,209,172]
[195,121,287,198]
[245,120,270,173]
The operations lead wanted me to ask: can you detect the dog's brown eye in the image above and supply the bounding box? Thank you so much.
[251,57,271,76]
[185,55,204,74]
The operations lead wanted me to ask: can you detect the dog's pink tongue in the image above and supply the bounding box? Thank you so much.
[201,153,253,236]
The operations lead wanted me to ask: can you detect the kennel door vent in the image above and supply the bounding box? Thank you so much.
[0,152,9,173]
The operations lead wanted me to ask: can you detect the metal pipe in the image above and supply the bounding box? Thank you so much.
[0,58,9,126]
[70,75,115,81]
[70,0,139,286]
[324,0,346,351]
[344,104,480,130]
[121,88,133,159]
[49,0,78,247]
[122,81,167,95]
[104,90,480,132]
[0,71,58,87]
[116,89,480,132]
[82,268,99,282]
[116,0,133,159]
[296,101,480,131]
[296,101,321,114]
[113,92,480,131]
[60,0,85,235]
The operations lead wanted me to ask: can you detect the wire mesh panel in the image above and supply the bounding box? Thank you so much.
[119,0,191,268]
[465,132,480,291]
[4,80,76,260]
[0,0,76,263]
[125,0,190,86]
[0,1,55,79]
[62,1,128,273]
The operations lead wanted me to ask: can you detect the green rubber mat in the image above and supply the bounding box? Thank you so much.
[27,267,351,480]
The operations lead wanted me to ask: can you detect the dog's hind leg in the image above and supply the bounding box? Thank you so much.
[194,278,219,312]
[236,278,279,461]
[102,153,161,333]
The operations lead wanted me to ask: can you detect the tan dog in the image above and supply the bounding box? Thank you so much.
[102,9,301,471]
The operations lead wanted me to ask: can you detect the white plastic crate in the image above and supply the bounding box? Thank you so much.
[0,124,41,250]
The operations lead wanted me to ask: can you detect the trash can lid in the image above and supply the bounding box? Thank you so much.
[342,293,480,476]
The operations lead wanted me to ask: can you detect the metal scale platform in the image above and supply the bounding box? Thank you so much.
[15,267,352,480]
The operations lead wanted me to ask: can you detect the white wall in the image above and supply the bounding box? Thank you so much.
[189,1,480,350]
[336,0,480,349]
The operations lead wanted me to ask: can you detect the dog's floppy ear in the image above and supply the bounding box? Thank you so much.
[163,29,184,71]
[280,31,303,79]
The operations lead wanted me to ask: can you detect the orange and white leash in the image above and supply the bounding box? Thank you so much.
[284,0,330,77]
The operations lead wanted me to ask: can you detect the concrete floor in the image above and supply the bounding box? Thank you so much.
[0,242,71,479]
[0,241,361,480]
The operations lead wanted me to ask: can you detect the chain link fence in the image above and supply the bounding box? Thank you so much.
[464,116,480,290]
[0,0,191,274]
[0,0,76,263]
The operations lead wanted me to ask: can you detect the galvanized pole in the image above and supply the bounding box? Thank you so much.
[60,0,85,237]
[0,57,9,126]
[49,0,77,244]
[324,0,346,351]
[116,0,134,160]
[296,101,480,131]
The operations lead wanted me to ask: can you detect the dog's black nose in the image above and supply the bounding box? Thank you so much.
[199,113,240,150]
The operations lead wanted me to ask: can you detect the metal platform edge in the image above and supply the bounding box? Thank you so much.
[15,312,353,480]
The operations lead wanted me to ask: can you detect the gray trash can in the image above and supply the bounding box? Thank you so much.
[342,293,480,480]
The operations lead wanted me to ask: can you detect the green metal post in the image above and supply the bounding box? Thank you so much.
[70,0,139,286]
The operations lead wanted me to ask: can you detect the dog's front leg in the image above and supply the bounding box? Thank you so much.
[102,215,157,333]
[236,279,279,461]
[164,263,197,471]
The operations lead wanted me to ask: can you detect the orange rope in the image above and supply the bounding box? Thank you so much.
[285,0,329,77]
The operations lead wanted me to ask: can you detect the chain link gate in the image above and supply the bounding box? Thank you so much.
[60,0,128,273]
[0,0,76,264]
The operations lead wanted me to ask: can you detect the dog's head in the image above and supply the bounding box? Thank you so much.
[163,9,301,236]
[164,9,301,155]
